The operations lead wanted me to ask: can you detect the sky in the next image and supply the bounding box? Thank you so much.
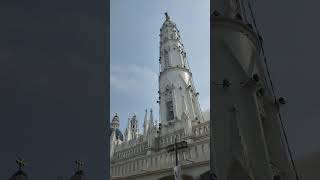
[110,0,210,133]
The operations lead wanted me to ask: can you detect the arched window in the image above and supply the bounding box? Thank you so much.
[165,89,174,121]
[133,162,135,172]
[164,49,169,68]
[167,100,174,120]
[202,144,205,155]
[155,157,158,167]
[121,166,124,175]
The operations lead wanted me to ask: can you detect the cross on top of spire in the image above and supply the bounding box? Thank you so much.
[75,160,84,171]
[16,157,26,170]
[165,12,170,21]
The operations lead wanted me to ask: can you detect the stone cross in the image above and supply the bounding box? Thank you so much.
[165,12,170,20]
[16,158,26,170]
[75,160,84,171]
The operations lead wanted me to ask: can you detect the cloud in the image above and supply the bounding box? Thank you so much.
[110,63,209,129]
[110,63,158,96]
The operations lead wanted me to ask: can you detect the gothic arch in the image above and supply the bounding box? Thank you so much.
[179,73,190,87]
[227,160,251,180]
[181,111,189,120]
[163,49,170,68]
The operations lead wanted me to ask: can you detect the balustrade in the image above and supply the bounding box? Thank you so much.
[111,127,210,177]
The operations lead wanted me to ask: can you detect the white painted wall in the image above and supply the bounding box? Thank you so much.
[211,11,296,180]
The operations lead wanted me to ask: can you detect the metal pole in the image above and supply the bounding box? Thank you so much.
[175,138,178,166]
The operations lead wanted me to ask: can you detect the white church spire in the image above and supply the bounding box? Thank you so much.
[111,113,119,130]
[143,109,149,140]
[125,118,132,142]
[149,109,154,127]
[158,12,203,128]
[130,114,139,139]
[147,109,157,148]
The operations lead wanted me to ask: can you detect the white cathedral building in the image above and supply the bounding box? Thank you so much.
[110,13,210,180]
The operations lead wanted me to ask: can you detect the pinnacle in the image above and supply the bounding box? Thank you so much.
[165,12,170,21]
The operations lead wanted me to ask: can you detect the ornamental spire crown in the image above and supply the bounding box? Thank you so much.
[161,12,177,30]
[143,109,149,127]
[111,113,119,129]
[149,109,154,127]
[159,12,188,73]
[165,12,170,21]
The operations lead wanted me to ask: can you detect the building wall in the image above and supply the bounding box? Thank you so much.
[211,11,296,180]
[111,121,210,180]
[112,162,209,180]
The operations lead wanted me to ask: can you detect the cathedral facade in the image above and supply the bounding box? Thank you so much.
[110,13,210,180]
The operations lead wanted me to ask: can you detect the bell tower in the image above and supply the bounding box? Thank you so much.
[211,0,297,180]
[130,114,139,139]
[158,13,203,133]
[111,113,119,130]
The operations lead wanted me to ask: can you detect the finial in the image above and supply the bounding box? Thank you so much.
[115,113,118,116]
[165,12,170,21]
[75,160,84,171]
[150,109,153,113]
[16,157,26,170]
[145,109,147,112]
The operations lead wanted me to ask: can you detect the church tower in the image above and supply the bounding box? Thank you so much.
[111,113,119,130]
[211,0,297,180]
[143,109,149,141]
[110,113,123,158]
[130,114,139,139]
[158,13,203,133]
